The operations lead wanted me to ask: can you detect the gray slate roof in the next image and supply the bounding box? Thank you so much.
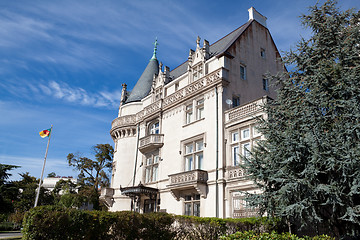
[125,58,159,103]
[169,20,253,80]
[124,20,253,104]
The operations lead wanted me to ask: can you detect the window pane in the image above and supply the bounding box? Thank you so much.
[152,165,158,182]
[196,141,203,151]
[197,99,204,105]
[194,194,200,200]
[185,144,193,154]
[193,202,200,217]
[196,153,203,170]
[242,129,250,139]
[243,143,250,158]
[154,155,160,163]
[185,203,192,216]
[185,156,193,171]
[186,112,192,124]
[197,107,204,119]
[185,195,192,201]
[232,146,240,166]
[146,157,152,165]
[240,65,246,80]
[145,168,151,183]
[232,132,239,142]
[150,122,159,134]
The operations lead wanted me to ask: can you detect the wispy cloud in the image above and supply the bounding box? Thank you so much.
[0,78,121,109]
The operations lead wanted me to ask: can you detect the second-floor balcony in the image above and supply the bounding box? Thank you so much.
[138,134,164,153]
[168,169,208,200]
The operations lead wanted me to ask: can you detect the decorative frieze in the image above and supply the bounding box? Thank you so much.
[111,68,226,133]
[227,167,246,179]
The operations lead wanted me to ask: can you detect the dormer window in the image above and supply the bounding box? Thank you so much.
[193,64,203,81]
[149,121,160,134]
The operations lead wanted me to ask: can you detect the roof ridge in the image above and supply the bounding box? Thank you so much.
[210,20,251,47]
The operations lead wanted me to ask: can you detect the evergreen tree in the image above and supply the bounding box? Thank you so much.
[244,1,360,237]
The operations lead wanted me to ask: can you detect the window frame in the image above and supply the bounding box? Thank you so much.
[184,139,204,171]
[144,153,160,183]
[262,78,269,91]
[184,194,200,217]
[240,65,246,80]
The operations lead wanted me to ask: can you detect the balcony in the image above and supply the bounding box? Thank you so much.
[233,209,260,218]
[138,134,164,153]
[100,187,114,207]
[168,169,208,200]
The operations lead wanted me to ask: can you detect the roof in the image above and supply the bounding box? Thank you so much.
[125,58,159,103]
[169,20,253,80]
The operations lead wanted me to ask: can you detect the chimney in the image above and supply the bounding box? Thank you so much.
[248,7,267,28]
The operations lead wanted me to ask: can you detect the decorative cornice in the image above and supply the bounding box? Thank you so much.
[110,68,228,137]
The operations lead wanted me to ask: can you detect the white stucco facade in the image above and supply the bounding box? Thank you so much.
[101,7,284,218]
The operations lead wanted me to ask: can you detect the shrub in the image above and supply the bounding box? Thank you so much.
[220,231,335,240]
[22,206,283,240]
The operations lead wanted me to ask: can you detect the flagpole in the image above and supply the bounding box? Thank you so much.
[34,125,53,207]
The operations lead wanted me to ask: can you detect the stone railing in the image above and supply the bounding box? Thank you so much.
[163,68,223,108]
[100,187,114,197]
[225,97,268,123]
[111,68,226,131]
[168,169,208,186]
[227,166,246,179]
[138,134,164,153]
[233,209,260,218]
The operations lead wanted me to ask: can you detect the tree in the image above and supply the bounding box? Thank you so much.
[47,172,57,178]
[0,164,19,214]
[13,172,53,212]
[244,1,360,238]
[67,143,113,209]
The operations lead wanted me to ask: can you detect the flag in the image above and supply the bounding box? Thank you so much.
[39,128,51,138]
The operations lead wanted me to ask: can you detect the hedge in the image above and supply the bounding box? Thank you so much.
[22,206,281,240]
[220,231,334,240]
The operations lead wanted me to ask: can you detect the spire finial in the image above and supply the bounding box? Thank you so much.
[151,38,158,60]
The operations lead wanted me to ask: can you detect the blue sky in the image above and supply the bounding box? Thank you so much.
[1,0,359,181]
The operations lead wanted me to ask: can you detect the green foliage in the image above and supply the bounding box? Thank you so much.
[221,231,334,240]
[22,206,281,240]
[0,164,19,214]
[13,173,53,212]
[243,0,360,238]
[47,172,56,178]
[67,143,114,210]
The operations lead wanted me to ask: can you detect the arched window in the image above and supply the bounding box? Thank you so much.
[149,121,159,135]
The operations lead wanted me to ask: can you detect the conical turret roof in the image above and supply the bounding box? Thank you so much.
[125,40,159,104]
[125,58,159,103]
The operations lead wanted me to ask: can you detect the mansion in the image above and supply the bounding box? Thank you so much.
[101,7,283,218]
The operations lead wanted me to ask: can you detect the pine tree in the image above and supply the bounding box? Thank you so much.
[244,1,360,237]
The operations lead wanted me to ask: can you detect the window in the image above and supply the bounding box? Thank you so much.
[184,194,200,216]
[184,139,204,171]
[230,127,252,166]
[193,64,203,81]
[144,153,159,183]
[260,48,266,59]
[232,96,240,107]
[242,143,251,158]
[185,104,193,124]
[232,145,240,166]
[144,199,156,213]
[232,132,239,143]
[175,82,179,91]
[262,79,269,91]
[242,128,250,140]
[196,99,204,120]
[149,121,159,134]
[240,65,246,80]
[185,98,205,124]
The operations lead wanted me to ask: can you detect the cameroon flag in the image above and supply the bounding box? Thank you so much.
[39,128,51,138]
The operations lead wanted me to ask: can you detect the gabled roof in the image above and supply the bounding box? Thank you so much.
[169,20,254,80]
